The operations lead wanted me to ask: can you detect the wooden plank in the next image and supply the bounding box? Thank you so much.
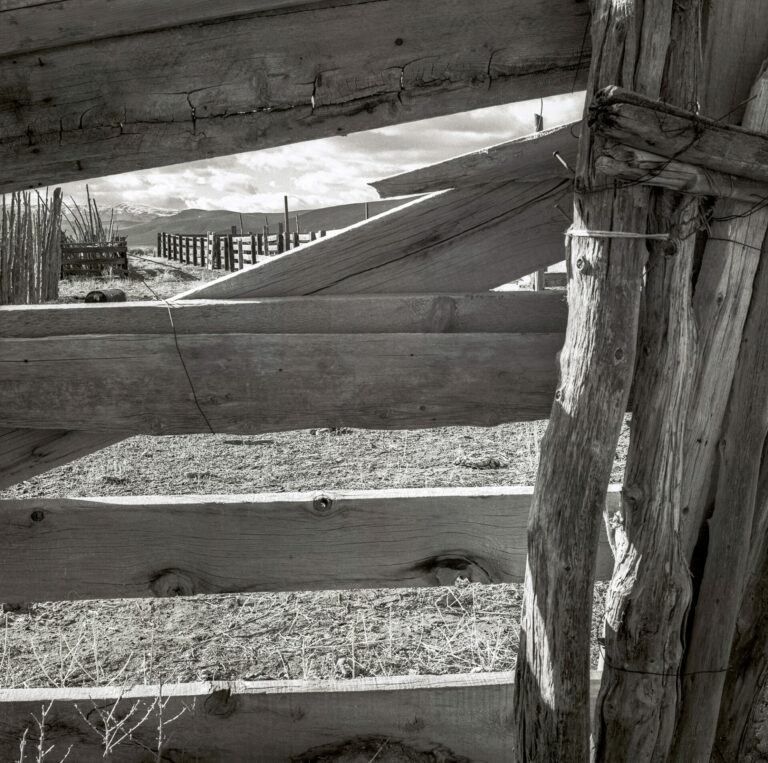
[0,428,124,490]
[372,122,579,198]
[0,672,603,762]
[591,86,768,184]
[0,486,618,603]
[174,181,571,301]
[0,332,563,433]
[1,292,568,338]
[0,0,590,193]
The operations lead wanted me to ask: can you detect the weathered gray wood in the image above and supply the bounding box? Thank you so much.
[671,68,768,759]
[0,487,618,603]
[0,428,124,490]
[513,1,697,760]
[0,292,569,339]
[0,672,603,762]
[700,0,768,124]
[174,181,571,301]
[591,86,768,184]
[0,0,591,193]
[0,332,563,433]
[593,6,702,760]
[595,143,768,204]
[371,123,578,198]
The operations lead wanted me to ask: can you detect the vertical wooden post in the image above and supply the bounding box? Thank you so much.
[257,232,264,257]
[310,231,317,242]
[206,232,214,269]
[213,235,221,270]
[263,226,270,255]
[192,237,198,267]
[237,237,244,270]
[157,232,161,258]
[277,223,284,254]
[283,195,290,251]
[365,202,370,220]
[250,234,256,264]
[513,2,701,760]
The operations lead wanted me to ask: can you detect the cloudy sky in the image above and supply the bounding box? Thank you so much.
[59,92,585,213]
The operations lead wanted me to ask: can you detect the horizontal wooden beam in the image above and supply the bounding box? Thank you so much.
[174,181,571,300]
[590,86,768,185]
[595,143,768,204]
[0,332,563,433]
[0,672,603,761]
[1,292,569,338]
[0,486,617,603]
[371,122,579,198]
[0,0,590,193]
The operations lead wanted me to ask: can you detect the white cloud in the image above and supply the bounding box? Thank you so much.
[58,92,585,212]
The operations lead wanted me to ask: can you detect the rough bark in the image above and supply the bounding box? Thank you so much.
[512,1,688,759]
[671,65,768,761]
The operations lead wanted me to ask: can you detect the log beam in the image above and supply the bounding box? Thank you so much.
[0,293,565,434]
[0,487,618,604]
[590,86,768,184]
[595,144,768,205]
[0,0,591,193]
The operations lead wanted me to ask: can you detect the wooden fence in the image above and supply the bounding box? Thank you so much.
[156,228,327,271]
[61,237,128,277]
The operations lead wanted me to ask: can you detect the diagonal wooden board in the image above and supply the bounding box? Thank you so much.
[0,485,617,604]
[0,0,591,193]
[371,122,580,198]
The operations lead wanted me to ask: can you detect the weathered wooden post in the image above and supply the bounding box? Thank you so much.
[513,1,702,759]
[277,222,284,254]
[283,195,290,251]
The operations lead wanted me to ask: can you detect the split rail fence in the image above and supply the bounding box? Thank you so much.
[156,228,327,271]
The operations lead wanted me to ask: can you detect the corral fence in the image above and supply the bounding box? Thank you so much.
[156,226,327,271]
[61,237,128,277]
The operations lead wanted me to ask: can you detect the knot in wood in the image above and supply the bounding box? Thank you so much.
[312,493,334,513]
[150,568,198,597]
[30,509,45,522]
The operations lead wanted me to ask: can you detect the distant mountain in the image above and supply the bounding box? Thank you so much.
[107,202,180,224]
[117,198,413,248]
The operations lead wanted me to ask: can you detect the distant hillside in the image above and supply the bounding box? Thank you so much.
[118,198,411,248]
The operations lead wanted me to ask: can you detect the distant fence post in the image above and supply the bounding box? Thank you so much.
[192,237,198,267]
[157,232,161,257]
[310,231,317,242]
[213,234,221,269]
[277,222,284,254]
[283,195,290,251]
[250,234,256,264]
[228,226,236,272]
[237,237,244,270]
[206,232,215,269]
[263,226,270,255]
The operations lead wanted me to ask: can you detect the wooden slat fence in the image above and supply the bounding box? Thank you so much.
[156,229,327,271]
[61,237,128,277]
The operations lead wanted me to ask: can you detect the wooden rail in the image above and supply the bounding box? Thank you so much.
[0,295,565,432]
[156,230,327,271]
[0,672,603,761]
[0,486,617,604]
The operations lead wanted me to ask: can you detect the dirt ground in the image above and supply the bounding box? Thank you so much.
[5,255,763,760]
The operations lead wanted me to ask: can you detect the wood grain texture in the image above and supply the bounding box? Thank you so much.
[0,672,602,762]
[174,180,571,301]
[592,6,702,760]
[681,66,768,560]
[0,428,124,490]
[0,332,563,433]
[371,122,579,198]
[0,0,591,193]
[512,0,672,757]
[0,292,569,339]
[0,487,618,603]
[595,143,768,204]
[591,86,768,184]
[671,68,768,761]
